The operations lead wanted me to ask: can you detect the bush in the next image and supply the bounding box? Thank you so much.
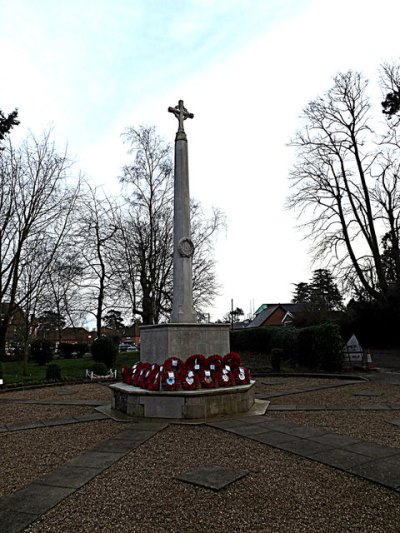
[59,343,75,359]
[74,343,88,358]
[91,336,117,368]
[271,348,283,371]
[46,363,62,381]
[30,340,54,366]
[59,343,89,359]
[295,323,344,371]
[231,326,297,359]
[89,362,109,375]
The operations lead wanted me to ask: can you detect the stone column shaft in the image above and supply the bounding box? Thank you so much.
[170,132,196,323]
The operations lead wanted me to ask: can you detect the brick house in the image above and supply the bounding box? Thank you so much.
[247,303,306,328]
[0,303,27,344]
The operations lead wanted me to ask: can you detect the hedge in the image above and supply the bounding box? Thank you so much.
[230,323,344,372]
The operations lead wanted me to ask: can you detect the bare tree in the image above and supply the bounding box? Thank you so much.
[0,131,80,361]
[77,185,119,337]
[287,70,400,301]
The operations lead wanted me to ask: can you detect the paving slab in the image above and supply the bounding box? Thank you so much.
[208,419,251,430]
[274,438,333,458]
[0,483,74,515]
[309,448,374,470]
[276,425,328,439]
[309,434,361,448]
[229,424,274,437]
[348,455,400,489]
[343,441,400,459]
[359,404,392,410]
[325,405,357,411]
[176,464,248,491]
[73,413,109,422]
[247,431,301,446]
[0,509,38,533]
[295,405,327,411]
[40,417,79,427]
[35,465,99,489]
[68,450,126,469]
[6,420,46,432]
[253,419,299,432]
[267,404,299,411]
[91,438,137,453]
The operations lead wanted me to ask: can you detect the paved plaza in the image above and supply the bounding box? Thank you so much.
[1,374,400,532]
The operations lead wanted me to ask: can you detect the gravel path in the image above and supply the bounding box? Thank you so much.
[24,424,400,533]
[1,379,399,532]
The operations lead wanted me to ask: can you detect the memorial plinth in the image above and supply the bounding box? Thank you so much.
[140,323,230,365]
[111,381,255,419]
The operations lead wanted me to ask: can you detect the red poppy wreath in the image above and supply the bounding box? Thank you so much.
[164,356,185,373]
[185,354,206,373]
[145,365,162,391]
[161,369,181,391]
[234,366,251,385]
[200,368,217,388]
[181,369,200,391]
[217,367,235,387]
[223,352,241,370]
[205,354,223,373]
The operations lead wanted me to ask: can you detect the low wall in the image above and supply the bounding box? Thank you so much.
[110,381,255,419]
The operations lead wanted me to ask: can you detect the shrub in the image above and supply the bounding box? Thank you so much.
[230,326,297,359]
[74,343,88,358]
[30,340,54,366]
[46,363,62,381]
[271,348,283,371]
[295,323,344,371]
[89,362,109,376]
[91,336,117,368]
[59,343,89,359]
[59,343,75,359]
[315,323,344,372]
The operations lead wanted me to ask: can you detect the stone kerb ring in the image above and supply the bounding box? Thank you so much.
[178,238,195,257]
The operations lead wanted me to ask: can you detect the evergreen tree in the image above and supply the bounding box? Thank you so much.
[292,269,343,311]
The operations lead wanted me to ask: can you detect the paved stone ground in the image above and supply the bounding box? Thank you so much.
[0,375,400,532]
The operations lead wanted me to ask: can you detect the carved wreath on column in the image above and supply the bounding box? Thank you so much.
[178,238,195,257]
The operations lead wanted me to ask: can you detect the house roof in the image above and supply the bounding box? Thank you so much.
[247,303,306,328]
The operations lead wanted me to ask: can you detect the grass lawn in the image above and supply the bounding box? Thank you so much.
[0,351,140,385]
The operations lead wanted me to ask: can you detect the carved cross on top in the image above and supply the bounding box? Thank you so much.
[168,100,194,133]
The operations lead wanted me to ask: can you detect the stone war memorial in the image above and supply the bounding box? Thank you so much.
[111,101,256,419]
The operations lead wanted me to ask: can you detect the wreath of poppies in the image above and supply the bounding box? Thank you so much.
[185,354,206,373]
[223,352,241,370]
[123,353,250,391]
[130,362,144,386]
[161,369,181,391]
[234,366,251,385]
[164,356,185,373]
[145,364,162,391]
[200,368,217,389]
[206,354,223,373]
[180,369,200,391]
[216,367,235,387]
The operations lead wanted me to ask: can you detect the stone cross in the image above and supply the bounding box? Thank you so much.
[168,100,196,323]
[168,100,194,135]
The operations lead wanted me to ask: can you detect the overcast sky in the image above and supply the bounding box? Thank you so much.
[1,0,400,322]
